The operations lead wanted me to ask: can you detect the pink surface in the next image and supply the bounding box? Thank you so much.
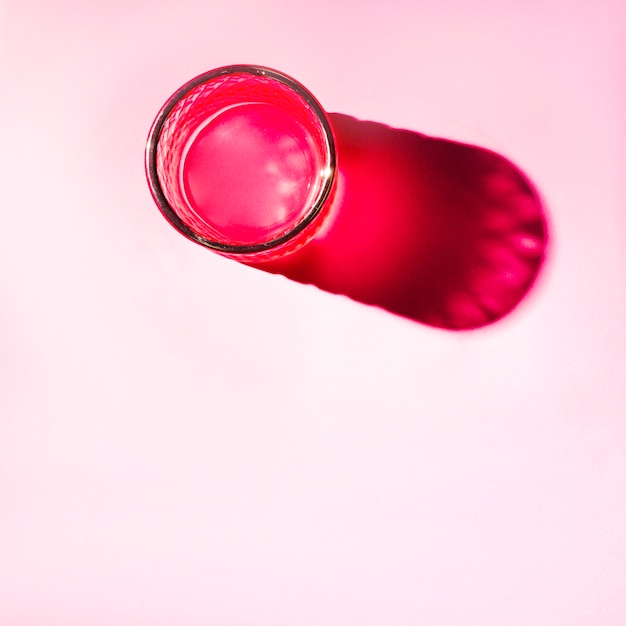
[1,1,626,625]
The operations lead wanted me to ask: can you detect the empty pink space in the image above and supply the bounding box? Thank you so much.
[1,1,626,626]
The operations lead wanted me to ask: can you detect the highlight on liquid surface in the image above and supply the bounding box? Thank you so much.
[181,101,323,246]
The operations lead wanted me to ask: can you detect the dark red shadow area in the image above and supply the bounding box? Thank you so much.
[248,113,548,330]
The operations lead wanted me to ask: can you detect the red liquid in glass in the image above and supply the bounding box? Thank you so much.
[182,102,322,246]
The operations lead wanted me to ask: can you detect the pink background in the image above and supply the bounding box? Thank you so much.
[1,0,625,624]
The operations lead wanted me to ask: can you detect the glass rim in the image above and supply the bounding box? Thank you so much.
[145,64,337,255]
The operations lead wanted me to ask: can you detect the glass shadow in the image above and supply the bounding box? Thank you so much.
[247,113,548,330]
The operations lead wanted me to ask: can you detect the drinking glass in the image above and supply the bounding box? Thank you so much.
[145,65,337,261]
